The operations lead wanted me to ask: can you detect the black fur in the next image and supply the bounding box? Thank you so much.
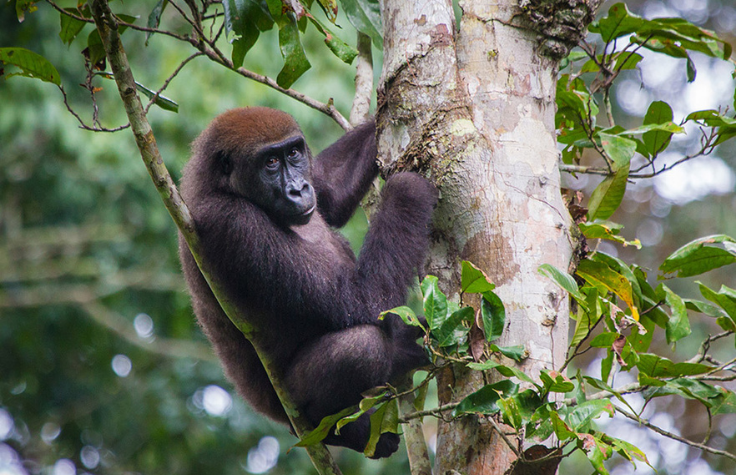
[178,107,436,458]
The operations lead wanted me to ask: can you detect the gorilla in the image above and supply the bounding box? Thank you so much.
[178,107,436,458]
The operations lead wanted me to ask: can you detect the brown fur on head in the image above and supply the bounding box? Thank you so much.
[195,107,303,160]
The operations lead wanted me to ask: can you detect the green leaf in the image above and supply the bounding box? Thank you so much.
[579,220,641,248]
[421,275,448,330]
[499,389,543,429]
[590,332,620,348]
[315,0,338,22]
[570,290,603,348]
[598,132,636,169]
[711,388,736,415]
[538,263,586,307]
[661,285,691,343]
[306,15,358,64]
[364,398,399,458]
[660,235,736,277]
[685,298,727,319]
[630,314,655,353]
[601,349,614,383]
[585,377,638,414]
[576,259,639,321]
[461,261,495,294]
[550,411,576,440]
[586,164,629,221]
[0,47,61,85]
[379,306,423,327]
[135,81,179,113]
[145,0,168,45]
[642,101,674,157]
[15,0,38,22]
[454,380,518,416]
[59,8,87,45]
[716,316,736,332]
[86,30,106,65]
[614,51,643,70]
[564,399,614,432]
[296,405,357,446]
[611,437,651,468]
[223,0,275,68]
[540,371,574,393]
[434,307,473,347]
[480,291,505,343]
[697,281,736,322]
[582,433,613,475]
[467,361,537,385]
[275,14,311,88]
[489,344,526,362]
[588,3,643,42]
[637,354,712,378]
[341,0,382,48]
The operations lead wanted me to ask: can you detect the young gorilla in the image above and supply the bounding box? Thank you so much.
[179,107,436,458]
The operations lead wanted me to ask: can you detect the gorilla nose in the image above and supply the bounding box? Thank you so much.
[288,182,311,198]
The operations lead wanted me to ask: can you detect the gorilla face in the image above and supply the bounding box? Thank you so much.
[235,134,316,226]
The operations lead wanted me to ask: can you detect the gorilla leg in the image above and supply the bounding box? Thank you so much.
[284,326,400,457]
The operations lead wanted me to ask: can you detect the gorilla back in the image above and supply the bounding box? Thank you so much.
[178,107,436,458]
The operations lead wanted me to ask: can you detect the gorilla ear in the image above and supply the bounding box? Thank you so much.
[216,151,233,175]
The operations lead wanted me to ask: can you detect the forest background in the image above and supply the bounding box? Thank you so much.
[1,0,736,474]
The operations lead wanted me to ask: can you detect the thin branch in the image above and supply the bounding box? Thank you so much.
[615,406,736,462]
[46,0,191,43]
[189,31,351,129]
[559,311,606,374]
[687,331,733,364]
[400,401,460,423]
[486,416,521,458]
[58,84,130,132]
[144,52,204,114]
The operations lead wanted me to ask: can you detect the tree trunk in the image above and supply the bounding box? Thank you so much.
[377,0,598,473]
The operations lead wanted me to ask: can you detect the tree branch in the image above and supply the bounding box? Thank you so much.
[615,406,736,462]
[86,1,342,473]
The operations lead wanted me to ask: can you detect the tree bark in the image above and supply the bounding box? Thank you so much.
[377,0,600,473]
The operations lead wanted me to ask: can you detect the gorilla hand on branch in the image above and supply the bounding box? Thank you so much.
[178,107,436,458]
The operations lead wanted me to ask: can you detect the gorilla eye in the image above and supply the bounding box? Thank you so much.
[288,148,299,159]
[266,156,279,169]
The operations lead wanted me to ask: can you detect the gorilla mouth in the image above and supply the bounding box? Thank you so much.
[301,203,316,218]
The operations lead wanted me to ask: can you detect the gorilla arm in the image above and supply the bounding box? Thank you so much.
[312,121,379,228]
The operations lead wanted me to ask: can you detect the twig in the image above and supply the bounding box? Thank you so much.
[615,406,736,462]
[487,415,520,458]
[687,331,733,364]
[143,52,204,114]
[400,401,461,422]
[45,0,191,43]
[58,84,130,132]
